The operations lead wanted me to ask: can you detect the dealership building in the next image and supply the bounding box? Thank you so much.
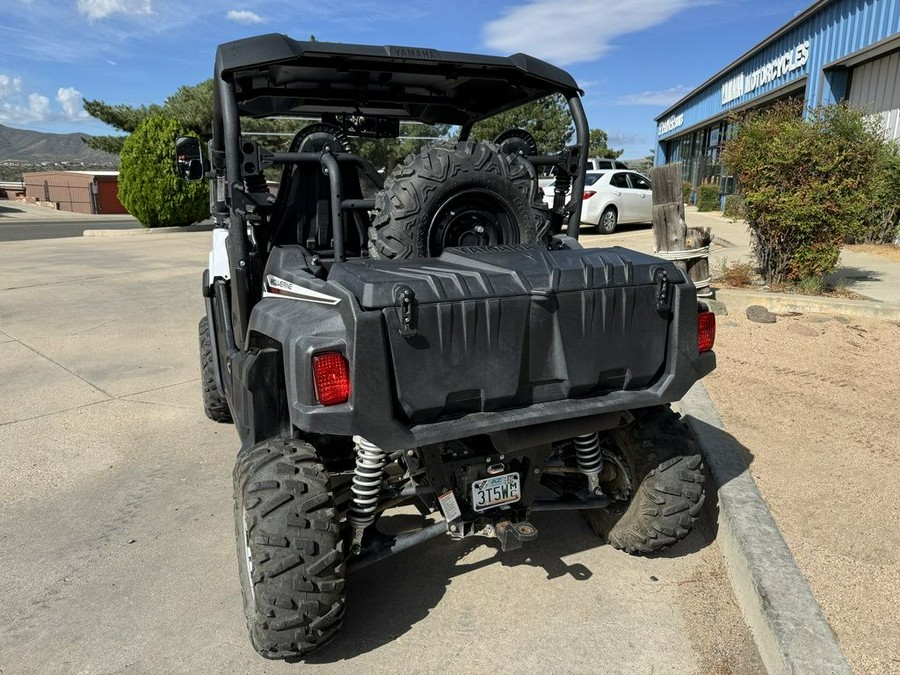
[654,0,900,199]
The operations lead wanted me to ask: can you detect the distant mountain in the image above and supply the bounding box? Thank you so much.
[0,124,119,166]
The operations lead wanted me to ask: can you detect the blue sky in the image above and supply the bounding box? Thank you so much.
[1,0,812,158]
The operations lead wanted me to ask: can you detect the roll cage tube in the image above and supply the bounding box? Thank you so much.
[212,70,589,344]
[215,72,253,347]
[567,94,589,237]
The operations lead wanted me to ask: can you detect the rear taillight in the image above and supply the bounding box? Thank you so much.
[312,351,350,405]
[583,190,596,200]
[698,310,716,353]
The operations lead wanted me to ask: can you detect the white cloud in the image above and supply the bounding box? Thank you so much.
[76,0,152,21]
[226,9,263,24]
[27,93,50,118]
[607,132,648,147]
[57,87,89,120]
[484,0,713,65]
[0,75,91,126]
[0,74,23,97]
[616,85,693,106]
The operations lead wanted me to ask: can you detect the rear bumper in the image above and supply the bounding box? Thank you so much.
[245,276,713,451]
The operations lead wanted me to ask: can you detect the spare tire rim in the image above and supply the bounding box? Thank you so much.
[428,189,518,255]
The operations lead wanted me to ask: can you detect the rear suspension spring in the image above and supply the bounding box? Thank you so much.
[348,436,387,554]
[574,432,604,496]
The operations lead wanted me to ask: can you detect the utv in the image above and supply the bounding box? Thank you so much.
[177,34,716,660]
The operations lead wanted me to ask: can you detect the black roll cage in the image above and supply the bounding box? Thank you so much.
[211,47,590,347]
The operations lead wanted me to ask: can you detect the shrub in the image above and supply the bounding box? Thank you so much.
[119,115,209,227]
[696,184,719,212]
[713,258,755,287]
[682,181,693,205]
[722,101,888,284]
[860,148,900,244]
[722,194,746,220]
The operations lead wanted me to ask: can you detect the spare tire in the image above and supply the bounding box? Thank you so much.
[368,140,545,259]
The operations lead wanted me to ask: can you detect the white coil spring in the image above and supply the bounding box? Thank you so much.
[348,436,387,530]
[574,432,602,476]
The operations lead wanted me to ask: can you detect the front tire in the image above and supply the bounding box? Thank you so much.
[234,438,345,660]
[199,316,231,423]
[584,406,706,554]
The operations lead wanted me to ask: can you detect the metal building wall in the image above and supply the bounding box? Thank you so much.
[848,50,900,140]
[655,0,900,162]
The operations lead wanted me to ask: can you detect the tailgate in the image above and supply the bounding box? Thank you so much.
[329,246,683,424]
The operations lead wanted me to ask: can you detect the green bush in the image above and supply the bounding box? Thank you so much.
[682,181,693,204]
[723,194,747,220]
[696,184,719,212]
[722,101,892,284]
[860,148,900,244]
[118,115,209,227]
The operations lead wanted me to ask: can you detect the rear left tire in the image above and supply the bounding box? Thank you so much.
[234,438,345,660]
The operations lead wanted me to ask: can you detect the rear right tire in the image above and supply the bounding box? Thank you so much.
[584,406,706,554]
[598,206,618,234]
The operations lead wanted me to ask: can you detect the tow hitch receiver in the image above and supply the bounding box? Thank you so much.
[495,520,539,551]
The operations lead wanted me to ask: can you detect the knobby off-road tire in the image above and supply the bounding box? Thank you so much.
[584,405,706,554]
[368,140,544,259]
[234,438,345,660]
[199,316,231,423]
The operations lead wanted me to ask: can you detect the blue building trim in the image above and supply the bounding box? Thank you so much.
[654,0,900,168]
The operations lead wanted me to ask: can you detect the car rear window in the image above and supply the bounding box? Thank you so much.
[584,172,605,186]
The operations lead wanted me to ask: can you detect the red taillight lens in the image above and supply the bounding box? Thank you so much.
[583,190,596,200]
[698,310,716,353]
[312,351,350,406]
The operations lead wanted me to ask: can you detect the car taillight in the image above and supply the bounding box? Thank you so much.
[583,190,596,200]
[698,310,716,353]
[312,351,350,405]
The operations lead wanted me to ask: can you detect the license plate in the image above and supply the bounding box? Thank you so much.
[471,472,520,512]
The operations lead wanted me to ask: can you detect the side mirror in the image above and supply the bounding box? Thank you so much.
[175,136,205,181]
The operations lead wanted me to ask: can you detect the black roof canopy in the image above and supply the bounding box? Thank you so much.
[215,34,582,126]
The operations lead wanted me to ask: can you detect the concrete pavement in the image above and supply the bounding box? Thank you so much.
[0,230,762,674]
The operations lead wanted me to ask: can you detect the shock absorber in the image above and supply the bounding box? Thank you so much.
[574,432,604,496]
[348,436,387,555]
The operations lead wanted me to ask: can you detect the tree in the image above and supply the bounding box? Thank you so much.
[471,95,573,154]
[118,115,209,227]
[588,129,623,159]
[722,100,895,284]
[355,123,450,173]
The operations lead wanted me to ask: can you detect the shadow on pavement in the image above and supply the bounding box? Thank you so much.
[0,203,27,215]
[827,264,884,288]
[305,489,712,663]
[680,415,757,549]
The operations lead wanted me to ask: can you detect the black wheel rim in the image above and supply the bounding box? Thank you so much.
[428,189,518,256]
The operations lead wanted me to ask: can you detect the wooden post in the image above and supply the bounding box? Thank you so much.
[650,162,712,297]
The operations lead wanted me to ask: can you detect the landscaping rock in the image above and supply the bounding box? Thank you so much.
[746,305,777,323]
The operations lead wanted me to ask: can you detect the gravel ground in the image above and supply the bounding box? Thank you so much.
[703,310,900,675]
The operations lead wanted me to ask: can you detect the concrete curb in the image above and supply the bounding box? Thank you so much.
[83,224,214,237]
[680,383,852,675]
[715,288,900,321]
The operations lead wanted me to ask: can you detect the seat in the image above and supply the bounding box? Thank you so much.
[269,159,369,257]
